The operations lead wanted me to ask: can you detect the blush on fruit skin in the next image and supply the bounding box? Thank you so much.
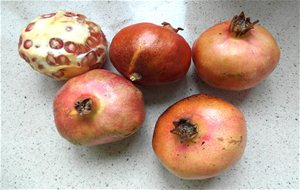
[109,22,191,85]
[53,69,145,146]
[152,94,246,180]
[18,10,107,80]
[192,12,280,91]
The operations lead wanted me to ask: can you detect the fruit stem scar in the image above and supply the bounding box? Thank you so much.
[170,118,198,143]
[129,72,142,81]
[229,11,259,37]
[128,48,142,81]
[74,98,93,115]
[161,22,183,33]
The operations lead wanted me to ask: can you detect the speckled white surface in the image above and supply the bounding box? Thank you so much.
[1,0,299,189]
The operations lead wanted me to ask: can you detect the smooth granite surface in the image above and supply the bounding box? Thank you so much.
[1,0,299,189]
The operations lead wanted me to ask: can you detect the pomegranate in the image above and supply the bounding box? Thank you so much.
[152,94,246,179]
[109,22,191,85]
[192,12,280,90]
[53,69,145,146]
[18,10,107,80]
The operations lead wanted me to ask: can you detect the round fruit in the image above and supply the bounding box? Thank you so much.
[109,22,191,85]
[18,10,107,80]
[192,12,280,90]
[53,69,145,146]
[152,94,246,180]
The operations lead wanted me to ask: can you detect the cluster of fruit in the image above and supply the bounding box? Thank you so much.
[18,10,280,180]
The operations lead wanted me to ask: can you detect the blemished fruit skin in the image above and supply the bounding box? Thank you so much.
[192,14,280,91]
[152,94,246,180]
[18,10,107,80]
[53,69,145,146]
[109,22,191,85]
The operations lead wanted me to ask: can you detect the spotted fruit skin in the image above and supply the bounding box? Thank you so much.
[152,94,246,180]
[53,69,145,146]
[192,20,280,90]
[18,10,107,80]
[109,22,191,85]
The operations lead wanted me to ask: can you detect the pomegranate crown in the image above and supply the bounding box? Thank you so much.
[171,118,198,143]
[230,11,259,37]
[74,98,93,115]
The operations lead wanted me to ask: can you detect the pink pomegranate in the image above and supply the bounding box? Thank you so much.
[18,10,107,80]
[192,12,280,90]
[152,94,246,179]
[53,69,145,145]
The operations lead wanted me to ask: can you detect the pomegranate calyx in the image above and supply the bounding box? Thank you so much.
[74,98,93,116]
[171,118,198,143]
[230,11,259,37]
[161,22,183,33]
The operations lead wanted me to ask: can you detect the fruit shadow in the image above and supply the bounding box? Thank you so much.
[36,74,66,99]
[138,76,189,107]
[71,129,143,161]
[191,70,251,106]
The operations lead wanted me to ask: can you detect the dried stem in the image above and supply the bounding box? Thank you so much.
[162,22,184,33]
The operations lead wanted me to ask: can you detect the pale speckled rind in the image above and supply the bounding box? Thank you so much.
[1,0,299,189]
[18,10,107,80]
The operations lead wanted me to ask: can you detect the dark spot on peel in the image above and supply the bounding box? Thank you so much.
[38,64,44,70]
[228,136,243,145]
[49,38,64,49]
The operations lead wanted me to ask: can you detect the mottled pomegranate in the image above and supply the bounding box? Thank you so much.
[192,12,280,90]
[109,22,191,85]
[18,10,107,80]
[152,94,246,179]
[53,69,145,145]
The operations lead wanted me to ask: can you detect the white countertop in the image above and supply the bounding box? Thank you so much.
[1,0,299,189]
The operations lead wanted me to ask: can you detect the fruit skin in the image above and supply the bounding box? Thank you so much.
[109,22,191,85]
[18,10,107,80]
[192,14,280,90]
[152,94,246,180]
[53,69,145,146]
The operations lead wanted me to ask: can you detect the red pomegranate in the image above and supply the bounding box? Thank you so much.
[53,69,145,146]
[192,12,280,90]
[152,94,246,179]
[109,22,191,85]
[18,10,107,80]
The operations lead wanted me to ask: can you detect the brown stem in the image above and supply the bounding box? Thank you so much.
[229,11,259,37]
[129,72,142,82]
[74,98,93,116]
[161,22,183,33]
[170,119,198,143]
